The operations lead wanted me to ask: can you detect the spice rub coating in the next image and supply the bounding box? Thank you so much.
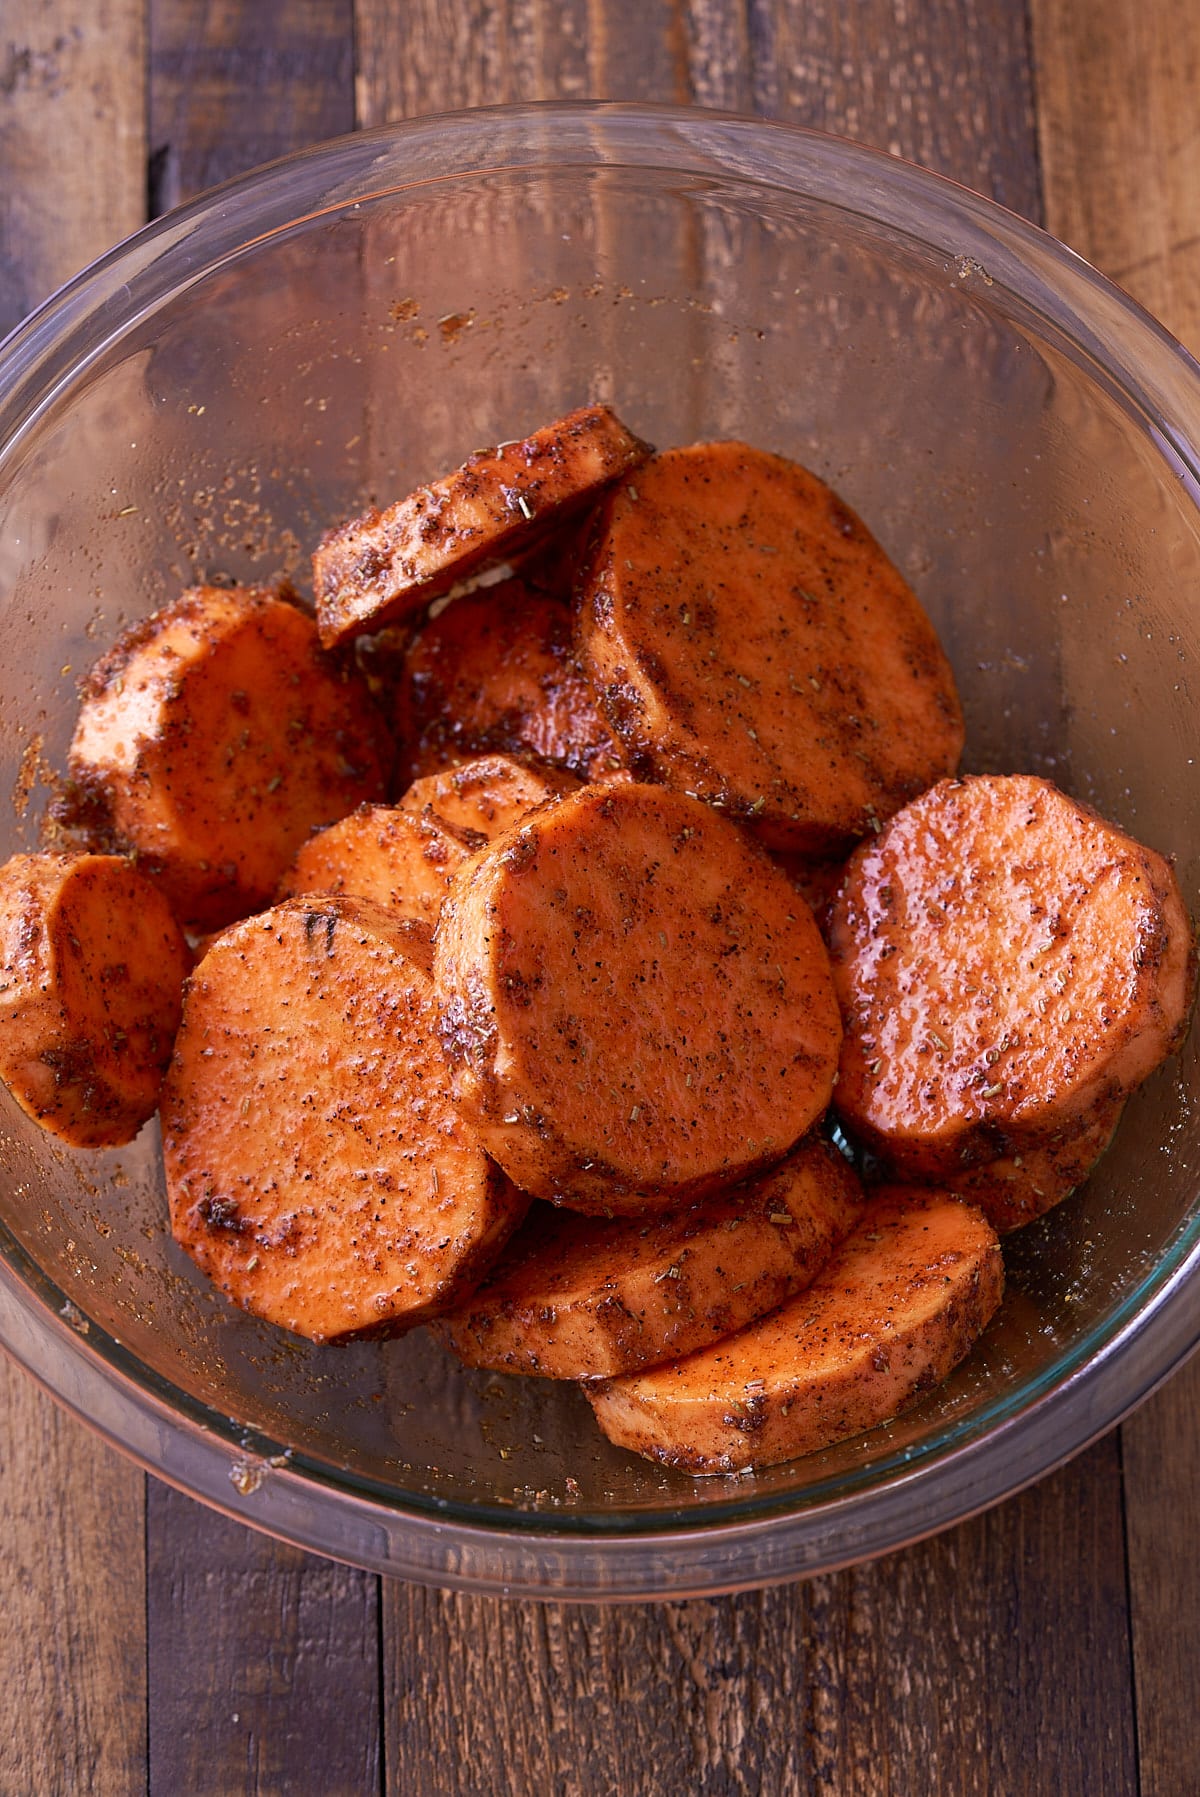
[0,852,189,1146]
[163,895,526,1343]
[397,753,579,841]
[587,1187,1003,1473]
[396,580,623,784]
[433,781,843,1213]
[938,1097,1125,1232]
[68,585,391,930]
[828,776,1195,1176]
[438,1134,864,1380]
[281,759,579,938]
[278,802,468,936]
[575,442,964,851]
[314,404,651,648]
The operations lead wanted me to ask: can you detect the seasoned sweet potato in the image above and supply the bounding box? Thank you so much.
[162,895,526,1342]
[395,581,624,784]
[0,852,189,1146]
[939,1098,1125,1232]
[68,585,391,930]
[771,851,848,938]
[397,753,579,842]
[433,781,842,1213]
[278,802,467,934]
[314,404,651,648]
[587,1188,1003,1473]
[438,1135,863,1379]
[828,776,1195,1176]
[575,442,964,851]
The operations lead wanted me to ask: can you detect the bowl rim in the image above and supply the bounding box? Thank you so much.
[2,99,1199,1599]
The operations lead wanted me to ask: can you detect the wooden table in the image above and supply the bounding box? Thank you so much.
[1,4,1197,1792]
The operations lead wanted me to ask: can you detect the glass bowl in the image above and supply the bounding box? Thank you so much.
[1,103,1198,1600]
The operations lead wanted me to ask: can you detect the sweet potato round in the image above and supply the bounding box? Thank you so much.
[433,781,843,1213]
[163,895,524,1342]
[438,1134,863,1379]
[0,851,189,1147]
[395,582,622,785]
[68,585,391,929]
[828,775,1195,1175]
[588,1188,1003,1473]
[576,442,964,851]
[314,404,650,647]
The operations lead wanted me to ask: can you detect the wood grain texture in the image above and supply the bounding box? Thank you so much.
[146,1483,380,1797]
[0,8,148,1793]
[148,0,356,214]
[0,1358,146,1796]
[0,0,146,334]
[1032,9,1200,1790]
[1031,0,1200,351]
[746,0,1039,213]
[355,0,1037,216]
[1121,1362,1200,1797]
[382,1440,1133,1796]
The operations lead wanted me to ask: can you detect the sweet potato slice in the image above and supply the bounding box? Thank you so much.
[395,581,624,784]
[0,852,189,1147]
[828,776,1195,1176]
[278,802,467,936]
[771,851,848,939]
[68,585,391,930]
[313,404,651,648]
[397,754,578,842]
[433,781,843,1213]
[162,895,525,1342]
[587,1188,1003,1473]
[575,442,964,851]
[438,1135,864,1379]
[940,1097,1124,1232]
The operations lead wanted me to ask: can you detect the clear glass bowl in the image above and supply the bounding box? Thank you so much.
[1,103,1198,1599]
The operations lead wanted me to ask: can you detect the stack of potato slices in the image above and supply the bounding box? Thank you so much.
[1,403,1191,1476]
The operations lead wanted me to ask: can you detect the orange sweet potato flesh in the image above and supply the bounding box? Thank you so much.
[433,781,843,1214]
[313,404,651,648]
[828,775,1195,1176]
[438,1135,864,1379]
[396,580,624,785]
[68,586,391,930]
[0,852,189,1147]
[939,1097,1125,1232]
[587,1188,1003,1473]
[162,895,526,1342]
[278,802,467,936]
[397,754,579,841]
[575,442,964,851]
[770,850,848,940]
[280,763,580,936]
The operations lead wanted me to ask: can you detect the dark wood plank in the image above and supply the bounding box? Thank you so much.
[748,0,1038,214]
[0,1360,147,1796]
[148,0,356,215]
[1031,0,1200,345]
[0,6,148,1792]
[0,0,146,331]
[1122,1362,1200,1797]
[146,1483,380,1796]
[1031,6,1200,1787]
[382,1440,1133,1796]
[808,1438,1136,1796]
[353,0,688,122]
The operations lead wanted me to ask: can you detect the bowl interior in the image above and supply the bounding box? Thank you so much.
[0,117,1197,1555]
